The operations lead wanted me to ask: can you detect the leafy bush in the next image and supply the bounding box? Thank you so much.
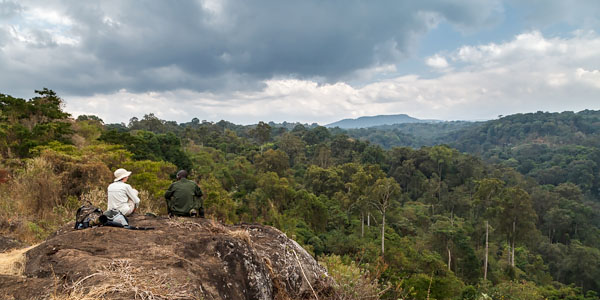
[320,255,389,300]
[13,156,63,217]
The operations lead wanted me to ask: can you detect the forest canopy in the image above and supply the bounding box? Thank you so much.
[1,90,599,300]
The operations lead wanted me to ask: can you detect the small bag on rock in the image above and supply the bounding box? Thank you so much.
[99,209,129,227]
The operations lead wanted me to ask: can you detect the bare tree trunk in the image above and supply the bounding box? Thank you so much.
[361,212,364,237]
[426,271,434,300]
[447,244,451,271]
[511,238,515,267]
[512,219,516,267]
[367,213,370,227]
[437,164,442,205]
[381,211,386,256]
[507,241,511,265]
[484,220,488,281]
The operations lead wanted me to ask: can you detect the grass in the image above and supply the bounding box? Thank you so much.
[0,245,36,276]
[49,259,202,300]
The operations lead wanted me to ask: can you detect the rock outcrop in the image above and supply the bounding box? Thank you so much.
[0,215,334,299]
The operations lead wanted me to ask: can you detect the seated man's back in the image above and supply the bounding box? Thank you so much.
[164,170,203,217]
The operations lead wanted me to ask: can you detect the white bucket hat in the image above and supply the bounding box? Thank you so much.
[113,168,132,182]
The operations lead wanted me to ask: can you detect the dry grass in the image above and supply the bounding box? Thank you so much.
[137,189,164,215]
[13,157,63,217]
[0,155,77,242]
[0,245,36,276]
[228,229,252,245]
[79,188,107,209]
[50,259,202,300]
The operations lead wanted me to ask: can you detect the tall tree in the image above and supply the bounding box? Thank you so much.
[250,121,271,145]
[370,177,401,256]
[498,187,537,267]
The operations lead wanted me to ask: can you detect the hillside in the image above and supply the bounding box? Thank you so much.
[0,216,333,299]
[342,110,600,200]
[325,114,435,129]
[445,110,600,199]
[343,121,476,148]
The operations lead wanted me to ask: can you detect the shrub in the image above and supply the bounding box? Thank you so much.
[13,156,63,217]
[0,168,8,184]
[124,160,176,214]
[40,149,112,198]
[201,174,237,223]
[320,255,389,300]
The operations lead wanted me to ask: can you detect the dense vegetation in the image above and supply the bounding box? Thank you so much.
[343,121,476,148]
[1,90,599,299]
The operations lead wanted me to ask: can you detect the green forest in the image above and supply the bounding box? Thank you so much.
[1,90,599,300]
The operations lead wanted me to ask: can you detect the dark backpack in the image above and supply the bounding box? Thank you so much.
[74,203,103,230]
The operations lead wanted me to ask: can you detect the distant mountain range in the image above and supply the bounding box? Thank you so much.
[325,114,439,129]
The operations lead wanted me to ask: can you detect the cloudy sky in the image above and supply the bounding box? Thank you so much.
[1,0,599,125]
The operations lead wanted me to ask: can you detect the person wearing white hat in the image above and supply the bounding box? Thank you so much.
[107,168,140,216]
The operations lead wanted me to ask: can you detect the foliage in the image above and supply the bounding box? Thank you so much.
[1,90,599,299]
[320,255,390,299]
[0,89,72,158]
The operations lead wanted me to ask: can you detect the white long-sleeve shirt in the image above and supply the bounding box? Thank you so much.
[107,181,140,215]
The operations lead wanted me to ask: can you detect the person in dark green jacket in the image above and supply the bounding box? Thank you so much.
[164,170,204,217]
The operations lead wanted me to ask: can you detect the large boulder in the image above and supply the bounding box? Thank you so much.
[1,215,334,299]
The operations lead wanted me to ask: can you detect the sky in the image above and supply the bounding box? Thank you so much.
[1,0,599,125]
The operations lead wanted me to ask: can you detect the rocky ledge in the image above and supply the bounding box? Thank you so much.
[0,215,334,299]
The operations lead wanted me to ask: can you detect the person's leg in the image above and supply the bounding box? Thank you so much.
[123,199,135,216]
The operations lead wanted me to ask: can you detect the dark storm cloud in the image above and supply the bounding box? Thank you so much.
[0,0,554,97]
[70,1,501,83]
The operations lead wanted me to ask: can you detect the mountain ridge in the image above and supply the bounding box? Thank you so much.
[325,114,439,129]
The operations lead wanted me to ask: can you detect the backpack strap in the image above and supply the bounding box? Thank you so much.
[124,226,155,230]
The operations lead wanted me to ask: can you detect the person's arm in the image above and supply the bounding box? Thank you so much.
[164,183,174,200]
[164,183,174,214]
[125,184,141,206]
[194,184,204,217]
[194,184,203,198]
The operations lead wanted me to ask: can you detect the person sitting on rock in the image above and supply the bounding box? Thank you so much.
[164,170,204,217]
[107,168,140,216]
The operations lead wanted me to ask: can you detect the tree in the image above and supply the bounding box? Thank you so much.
[429,145,455,209]
[302,126,331,145]
[0,89,72,158]
[312,144,332,168]
[201,174,237,223]
[498,187,537,267]
[474,178,504,281]
[277,132,306,166]
[254,149,289,177]
[370,177,401,256]
[250,121,271,145]
[304,165,344,198]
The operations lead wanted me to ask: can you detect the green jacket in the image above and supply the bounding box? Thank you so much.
[164,178,203,216]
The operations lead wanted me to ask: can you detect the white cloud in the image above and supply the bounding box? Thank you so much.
[26,7,73,26]
[425,54,449,69]
[576,68,600,88]
[65,30,600,125]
